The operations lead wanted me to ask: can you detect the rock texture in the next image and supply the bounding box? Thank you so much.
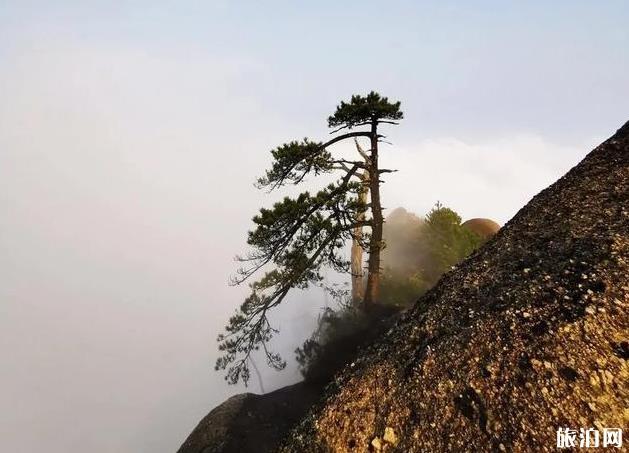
[281,123,629,452]
[178,383,321,453]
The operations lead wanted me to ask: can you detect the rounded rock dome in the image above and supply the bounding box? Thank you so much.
[462,218,501,238]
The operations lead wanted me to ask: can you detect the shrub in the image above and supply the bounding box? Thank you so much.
[295,302,400,385]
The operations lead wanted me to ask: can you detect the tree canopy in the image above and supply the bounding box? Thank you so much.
[328,92,403,130]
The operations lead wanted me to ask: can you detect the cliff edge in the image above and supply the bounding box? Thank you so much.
[281,122,629,452]
[178,382,321,453]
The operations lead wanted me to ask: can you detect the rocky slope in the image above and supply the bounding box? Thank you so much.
[280,122,629,452]
[178,383,321,453]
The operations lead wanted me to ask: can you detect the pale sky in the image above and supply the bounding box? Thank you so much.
[1,2,627,452]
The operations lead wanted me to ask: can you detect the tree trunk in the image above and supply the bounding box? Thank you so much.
[350,169,368,306]
[364,120,383,308]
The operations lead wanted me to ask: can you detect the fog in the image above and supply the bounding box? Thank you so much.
[1,2,627,453]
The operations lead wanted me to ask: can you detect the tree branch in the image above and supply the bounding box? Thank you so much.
[331,159,368,170]
[354,138,371,162]
[232,164,361,285]
[322,131,375,148]
[332,120,399,132]
[218,223,345,384]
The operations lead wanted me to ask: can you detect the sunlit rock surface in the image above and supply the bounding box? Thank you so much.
[462,218,501,239]
[281,122,628,452]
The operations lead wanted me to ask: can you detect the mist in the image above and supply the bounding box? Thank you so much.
[1,2,627,453]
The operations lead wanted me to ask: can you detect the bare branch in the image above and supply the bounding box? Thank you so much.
[354,138,371,162]
[331,159,368,170]
[330,163,351,172]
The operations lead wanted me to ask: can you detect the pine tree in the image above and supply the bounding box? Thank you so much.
[421,202,485,284]
[216,92,403,384]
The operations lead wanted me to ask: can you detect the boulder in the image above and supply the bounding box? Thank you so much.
[462,218,501,239]
[178,382,321,453]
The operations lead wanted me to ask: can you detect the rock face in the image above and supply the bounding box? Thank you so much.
[281,123,629,452]
[178,383,321,453]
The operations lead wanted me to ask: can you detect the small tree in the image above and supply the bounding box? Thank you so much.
[216,92,403,384]
[378,204,488,306]
[421,202,484,285]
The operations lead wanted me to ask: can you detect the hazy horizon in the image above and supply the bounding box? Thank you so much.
[1,2,627,452]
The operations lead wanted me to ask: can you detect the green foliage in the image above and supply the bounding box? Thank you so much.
[295,305,365,384]
[295,203,484,384]
[328,91,403,130]
[379,203,486,307]
[217,92,402,385]
[295,302,400,385]
[217,183,362,384]
[422,203,484,284]
[380,269,428,307]
[256,139,331,189]
[295,203,490,385]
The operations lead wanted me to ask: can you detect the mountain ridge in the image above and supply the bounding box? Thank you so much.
[178,122,628,453]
